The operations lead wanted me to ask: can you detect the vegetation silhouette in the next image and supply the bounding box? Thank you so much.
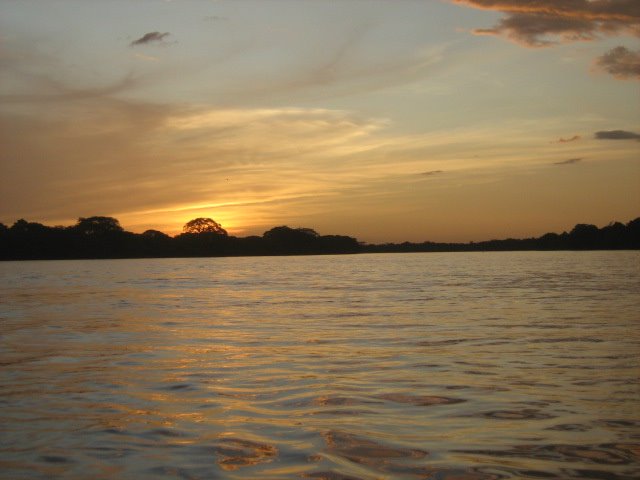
[0,216,638,260]
[364,218,640,254]
[183,218,228,235]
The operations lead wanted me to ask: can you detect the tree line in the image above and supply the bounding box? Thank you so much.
[0,216,638,260]
[363,218,640,253]
[0,217,360,260]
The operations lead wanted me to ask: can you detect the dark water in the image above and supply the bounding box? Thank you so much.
[1,252,639,479]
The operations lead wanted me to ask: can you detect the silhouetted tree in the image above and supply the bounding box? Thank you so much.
[568,223,600,249]
[10,219,40,234]
[0,223,7,255]
[261,226,359,254]
[235,235,267,255]
[172,231,230,256]
[263,226,320,253]
[296,228,320,238]
[137,229,173,257]
[600,222,626,248]
[4,219,68,259]
[535,232,568,250]
[318,234,360,253]
[183,218,228,235]
[66,216,132,258]
[74,216,123,235]
[627,218,640,247]
[263,226,319,242]
[142,229,170,239]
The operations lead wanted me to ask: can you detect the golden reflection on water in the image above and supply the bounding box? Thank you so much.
[215,437,278,471]
[0,252,639,479]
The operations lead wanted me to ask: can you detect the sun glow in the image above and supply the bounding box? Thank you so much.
[116,201,271,237]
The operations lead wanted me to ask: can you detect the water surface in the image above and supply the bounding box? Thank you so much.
[1,252,639,479]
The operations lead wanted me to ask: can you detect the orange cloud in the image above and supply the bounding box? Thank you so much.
[452,0,640,47]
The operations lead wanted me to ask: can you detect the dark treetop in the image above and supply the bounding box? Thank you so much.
[0,216,638,260]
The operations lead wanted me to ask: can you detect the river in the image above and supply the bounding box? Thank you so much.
[1,252,639,479]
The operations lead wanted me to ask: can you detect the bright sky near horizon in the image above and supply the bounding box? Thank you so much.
[1,0,638,242]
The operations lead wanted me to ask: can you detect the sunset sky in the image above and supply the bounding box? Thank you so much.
[1,0,638,243]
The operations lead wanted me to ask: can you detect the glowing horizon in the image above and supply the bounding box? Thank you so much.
[1,0,638,243]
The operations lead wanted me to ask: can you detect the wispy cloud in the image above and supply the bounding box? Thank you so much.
[554,157,582,165]
[130,32,170,46]
[133,52,160,62]
[0,42,468,232]
[553,135,581,143]
[0,70,393,231]
[595,129,640,140]
[451,0,640,47]
[215,22,447,104]
[594,46,640,79]
[0,70,548,235]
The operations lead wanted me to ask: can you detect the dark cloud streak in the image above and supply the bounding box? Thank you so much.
[595,130,640,140]
[130,32,170,46]
[554,135,581,143]
[554,158,582,165]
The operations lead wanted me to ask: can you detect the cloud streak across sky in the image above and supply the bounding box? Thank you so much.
[554,135,581,144]
[595,130,640,140]
[554,158,582,166]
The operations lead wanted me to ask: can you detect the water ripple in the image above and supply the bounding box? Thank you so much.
[1,252,639,479]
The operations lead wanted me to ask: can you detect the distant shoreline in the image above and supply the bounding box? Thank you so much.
[1,216,638,261]
[2,249,640,264]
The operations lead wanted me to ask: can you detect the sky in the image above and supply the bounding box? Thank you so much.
[0,0,638,243]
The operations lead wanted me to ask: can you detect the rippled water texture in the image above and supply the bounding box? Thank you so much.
[1,252,639,479]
